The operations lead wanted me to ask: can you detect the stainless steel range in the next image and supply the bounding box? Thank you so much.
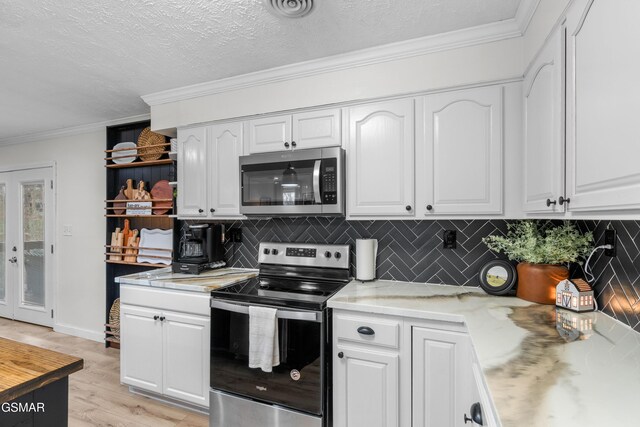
[209,242,351,427]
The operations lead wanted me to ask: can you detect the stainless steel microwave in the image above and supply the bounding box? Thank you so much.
[239,147,345,216]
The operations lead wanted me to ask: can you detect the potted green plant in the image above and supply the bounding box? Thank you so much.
[482,221,593,304]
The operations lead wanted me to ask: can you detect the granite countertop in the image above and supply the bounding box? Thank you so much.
[0,337,83,402]
[116,267,258,292]
[328,280,640,427]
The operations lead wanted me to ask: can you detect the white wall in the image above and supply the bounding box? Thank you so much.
[151,37,524,132]
[0,130,105,341]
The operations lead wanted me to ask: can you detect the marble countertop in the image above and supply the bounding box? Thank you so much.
[328,280,640,427]
[116,267,258,292]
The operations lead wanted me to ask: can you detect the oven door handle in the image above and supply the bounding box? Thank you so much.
[313,160,322,204]
[210,299,322,322]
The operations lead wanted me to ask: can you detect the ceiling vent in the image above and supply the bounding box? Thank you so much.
[264,0,315,18]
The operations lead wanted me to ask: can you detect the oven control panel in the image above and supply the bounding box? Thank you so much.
[286,247,317,257]
[259,242,350,269]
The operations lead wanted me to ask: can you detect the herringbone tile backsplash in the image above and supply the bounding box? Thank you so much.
[212,218,640,333]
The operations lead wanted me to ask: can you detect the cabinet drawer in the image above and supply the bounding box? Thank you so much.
[120,285,210,316]
[334,313,400,349]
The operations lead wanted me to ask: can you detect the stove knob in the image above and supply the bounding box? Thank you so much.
[334,252,342,259]
[263,248,271,255]
[324,251,332,258]
[272,249,279,255]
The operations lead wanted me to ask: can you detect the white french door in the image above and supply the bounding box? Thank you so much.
[0,167,54,327]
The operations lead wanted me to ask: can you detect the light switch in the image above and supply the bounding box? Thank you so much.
[63,225,72,236]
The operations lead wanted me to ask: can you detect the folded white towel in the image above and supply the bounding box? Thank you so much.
[248,306,280,372]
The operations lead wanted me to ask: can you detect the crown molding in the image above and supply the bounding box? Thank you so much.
[515,0,542,34]
[143,8,538,107]
[0,114,150,147]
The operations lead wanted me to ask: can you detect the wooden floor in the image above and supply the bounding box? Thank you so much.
[0,318,208,427]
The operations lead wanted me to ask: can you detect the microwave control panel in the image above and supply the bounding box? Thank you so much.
[321,158,338,204]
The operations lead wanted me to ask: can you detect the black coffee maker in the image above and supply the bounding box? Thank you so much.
[172,224,226,274]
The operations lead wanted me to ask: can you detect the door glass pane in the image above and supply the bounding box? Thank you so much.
[0,184,5,302]
[22,183,45,307]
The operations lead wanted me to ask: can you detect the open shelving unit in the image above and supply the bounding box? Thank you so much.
[104,120,175,348]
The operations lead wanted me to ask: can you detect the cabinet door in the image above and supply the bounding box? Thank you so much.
[347,99,415,217]
[412,327,473,427]
[208,122,243,217]
[523,28,566,213]
[565,0,640,211]
[292,108,341,149]
[422,87,503,215]
[333,346,399,427]
[120,304,163,394]
[177,127,208,217]
[162,311,211,407]
[247,114,292,154]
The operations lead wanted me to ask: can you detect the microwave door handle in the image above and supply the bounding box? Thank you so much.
[210,299,321,322]
[313,160,322,204]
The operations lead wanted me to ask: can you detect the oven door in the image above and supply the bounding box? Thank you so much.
[210,299,325,415]
[239,147,344,216]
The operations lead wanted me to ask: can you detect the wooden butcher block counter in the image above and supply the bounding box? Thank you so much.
[0,337,83,426]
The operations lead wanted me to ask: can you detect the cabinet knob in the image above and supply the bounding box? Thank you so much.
[357,326,375,336]
[546,199,557,207]
[464,402,484,425]
[210,208,215,213]
[153,315,159,320]
[198,208,204,213]
[559,196,570,206]
[284,142,290,148]
[426,205,433,211]
[159,316,166,322]
[291,141,297,148]
[405,205,412,211]
[337,352,344,359]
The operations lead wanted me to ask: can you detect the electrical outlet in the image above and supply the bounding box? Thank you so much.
[604,229,617,257]
[443,230,457,249]
[228,228,242,243]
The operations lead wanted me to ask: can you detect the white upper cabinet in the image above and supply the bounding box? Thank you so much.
[247,108,341,154]
[420,86,503,215]
[177,126,208,217]
[523,27,566,214]
[347,99,415,217]
[565,0,640,211]
[208,122,243,217]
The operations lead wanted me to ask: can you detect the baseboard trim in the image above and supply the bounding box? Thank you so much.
[53,322,104,343]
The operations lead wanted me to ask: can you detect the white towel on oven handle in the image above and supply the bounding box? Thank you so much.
[248,305,280,372]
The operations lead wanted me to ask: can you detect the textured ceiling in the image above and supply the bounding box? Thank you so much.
[0,0,521,141]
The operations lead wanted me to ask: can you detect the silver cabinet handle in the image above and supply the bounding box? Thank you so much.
[210,299,321,322]
[313,160,322,204]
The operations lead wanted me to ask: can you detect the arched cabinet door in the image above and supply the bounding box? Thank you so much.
[347,99,415,217]
[523,27,565,214]
[177,127,208,218]
[565,0,640,211]
[208,122,243,217]
[422,86,503,215]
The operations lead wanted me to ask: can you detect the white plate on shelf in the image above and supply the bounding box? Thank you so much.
[112,142,137,164]
[137,228,173,265]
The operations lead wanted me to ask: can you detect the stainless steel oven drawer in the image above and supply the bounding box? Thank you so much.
[210,389,322,427]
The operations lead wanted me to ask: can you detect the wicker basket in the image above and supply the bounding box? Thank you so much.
[108,298,120,340]
[137,127,166,161]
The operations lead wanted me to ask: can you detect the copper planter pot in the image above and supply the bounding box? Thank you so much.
[516,263,569,304]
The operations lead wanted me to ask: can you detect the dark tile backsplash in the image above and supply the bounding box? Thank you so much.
[205,217,639,333]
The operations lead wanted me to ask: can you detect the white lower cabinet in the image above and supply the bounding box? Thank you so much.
[120,286,210,408]
[333,345,399,427]
[333,310,485,427]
